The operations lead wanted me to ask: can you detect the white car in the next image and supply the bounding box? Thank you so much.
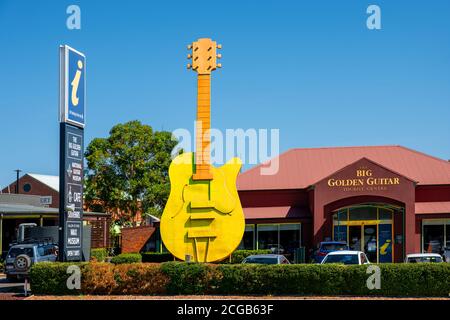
[321,250,370,265]
[405,253,443,263]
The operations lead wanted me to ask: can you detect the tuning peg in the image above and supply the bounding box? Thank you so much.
[217,44,222,49]
[217,54,222,59]
[187,54,192,59]
[187,64,192,69]
[187,44,192,50]
[217,63,222,68]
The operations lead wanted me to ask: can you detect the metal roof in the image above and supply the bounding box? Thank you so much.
[0,203,58,215]
[237,145,450,191]
[415,201,450,214]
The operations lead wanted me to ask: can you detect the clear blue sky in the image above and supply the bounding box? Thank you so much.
[0,0,449,187]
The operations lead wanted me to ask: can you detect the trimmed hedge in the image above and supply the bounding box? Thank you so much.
[90,248,108,262]
[110,253,142,264]
[29,262,87,295]
[141,252,174,263]
[30,262,450,296]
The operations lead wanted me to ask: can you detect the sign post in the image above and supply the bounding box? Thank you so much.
[59,45,86,261]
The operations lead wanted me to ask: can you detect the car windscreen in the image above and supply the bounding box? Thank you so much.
[7,247,34,258]
[321,243,347,251]
[323,254,359,265]
[407,256,442,263]
[244,257,278,264]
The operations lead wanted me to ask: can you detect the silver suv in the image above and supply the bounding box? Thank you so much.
[4,242,58,281]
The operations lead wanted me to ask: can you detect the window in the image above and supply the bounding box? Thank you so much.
[238,225,255,250]
[349,206,377,221]
[446,224,450,249]
[8,247,34,258]
[37,246,45,256]
[423,225,444,254]
[256,223,301,261]
[257,225,278,251]
[323,254,359,265]
[23,183,31,193]
[379,208,393,220]
[360,253,367,264]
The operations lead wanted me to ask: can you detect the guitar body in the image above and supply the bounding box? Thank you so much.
[160,152,245,262]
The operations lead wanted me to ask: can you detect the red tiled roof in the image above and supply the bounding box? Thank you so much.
[237,145,450,191]
[415,201,450,214]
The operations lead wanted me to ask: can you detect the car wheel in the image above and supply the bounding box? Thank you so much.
[14,254,32,272]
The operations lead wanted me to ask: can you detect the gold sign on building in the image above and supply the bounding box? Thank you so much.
[327,168,400,190]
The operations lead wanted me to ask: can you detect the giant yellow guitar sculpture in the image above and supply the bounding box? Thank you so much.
[160,38,245,263]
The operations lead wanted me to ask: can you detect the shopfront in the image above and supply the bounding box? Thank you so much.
[239,222,302,260]
[422,219,450,254]
[237,145,450,263]
[332,204,397,263]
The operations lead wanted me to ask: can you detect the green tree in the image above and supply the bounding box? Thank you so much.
[84,120,178,226]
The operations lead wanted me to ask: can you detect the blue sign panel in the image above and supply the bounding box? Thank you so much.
[378,224,393,263]
[60,45,86,128]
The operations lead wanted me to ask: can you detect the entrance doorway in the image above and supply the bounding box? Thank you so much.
[348,225,377,262]
[333,203,396,263]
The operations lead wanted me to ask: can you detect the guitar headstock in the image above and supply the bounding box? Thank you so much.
[187,38,222,74]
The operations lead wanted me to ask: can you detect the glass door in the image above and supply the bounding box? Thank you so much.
[363,225,378,262]
[349,226,362,251]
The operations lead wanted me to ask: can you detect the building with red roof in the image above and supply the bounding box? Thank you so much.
[237,145,450,263]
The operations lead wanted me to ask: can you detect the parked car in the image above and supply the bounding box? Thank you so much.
[405,253,443,263]
[321,250,370,265]
[4,242,58,281]
[312,241,348,263]
[242,254,290,265]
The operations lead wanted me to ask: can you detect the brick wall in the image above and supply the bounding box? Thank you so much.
[121,226,155,253]
[2,175,59,208]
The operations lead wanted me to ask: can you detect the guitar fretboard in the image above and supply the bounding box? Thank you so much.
[193,74,213,180]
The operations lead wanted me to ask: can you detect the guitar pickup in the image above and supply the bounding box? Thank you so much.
[189,212,216,220]
[187,229,217,238]
[190,200,215,209]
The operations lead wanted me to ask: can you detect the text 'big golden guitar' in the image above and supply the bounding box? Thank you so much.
[160,39,245,263]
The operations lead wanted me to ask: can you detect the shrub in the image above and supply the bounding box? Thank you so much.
[141,252,174,263]
[82,262,169,295]
[29,262,86,295]
[110,253,142,264]
[90,248,108,262]
[161,262,221,294]
[30,262,450,297]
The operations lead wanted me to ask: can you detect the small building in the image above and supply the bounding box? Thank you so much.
[1,174,111,256]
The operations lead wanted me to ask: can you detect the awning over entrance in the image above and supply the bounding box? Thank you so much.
[243,206,310,220]
[415,201,450,214]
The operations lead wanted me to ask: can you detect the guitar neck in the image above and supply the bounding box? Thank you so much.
[193,74,213,180]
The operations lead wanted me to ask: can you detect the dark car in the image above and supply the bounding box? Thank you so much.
[311,241,348,263]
